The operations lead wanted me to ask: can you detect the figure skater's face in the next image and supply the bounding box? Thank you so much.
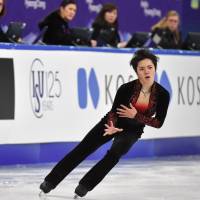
[0,0,4,14]
[60,3,77,21]
[166,15,179,32]
[104,9,117,24]
[136,58,156,86]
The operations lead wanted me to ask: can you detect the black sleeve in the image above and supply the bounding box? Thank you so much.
[177,31,182,49]
[115,30,121,43]
[151,28,163,37]
[51,24,74,45]
[151,28,165,48]
[91,23,101,40]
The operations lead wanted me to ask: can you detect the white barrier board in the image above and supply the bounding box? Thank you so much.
[0,47,200,144]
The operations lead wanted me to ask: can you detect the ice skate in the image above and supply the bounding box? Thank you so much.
[39,190,47,199]
[73,194,79,199]
[39,180,54,194]
[74,184,88,198]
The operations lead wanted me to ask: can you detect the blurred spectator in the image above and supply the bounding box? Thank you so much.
[151,10,182,49]
[91,3,126,48]
[38,0,77,45]
[0,0,10,43]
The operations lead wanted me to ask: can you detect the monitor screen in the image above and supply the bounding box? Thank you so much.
[182,32,200,50]
[126,32,151,48]
[6,22,26,43]
[70,27,92,46]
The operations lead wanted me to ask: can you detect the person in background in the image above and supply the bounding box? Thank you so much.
[151,10,182,49]
[90,3,127,48]
[38,0,77,45]
[0,0,10,43]
[39,49,170,198]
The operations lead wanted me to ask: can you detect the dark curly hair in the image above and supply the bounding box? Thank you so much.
[60,0,76,7]
[130,49,159,73]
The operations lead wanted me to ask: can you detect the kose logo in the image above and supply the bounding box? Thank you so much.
[30,59,62,118]
[77,68,100,109]
[77,68,172,109]
[178,76,200,105]
[77,68,135,109]
[155,70,172,102]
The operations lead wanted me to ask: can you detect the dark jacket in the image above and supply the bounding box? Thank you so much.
[91,22,120,47]
[107,79,170,133]
[39,10,75,45]
[0,27,10,43]
[151,27,182,49]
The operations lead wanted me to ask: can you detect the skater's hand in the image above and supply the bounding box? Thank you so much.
[117,103,137,119]
[103,121,123,136]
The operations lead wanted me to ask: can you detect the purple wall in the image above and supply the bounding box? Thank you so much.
[182,0,200,38]
[0,0,199,43]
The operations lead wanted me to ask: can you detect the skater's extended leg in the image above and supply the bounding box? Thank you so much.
[41,120,112,191]
[74,132,141,196]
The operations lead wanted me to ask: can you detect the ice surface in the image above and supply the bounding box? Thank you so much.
[0,156,200,200]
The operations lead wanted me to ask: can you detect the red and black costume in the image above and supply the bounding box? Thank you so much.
[108,79,170,131]
[44,79,170,192]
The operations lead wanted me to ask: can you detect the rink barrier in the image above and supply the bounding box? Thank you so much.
[1,136,200,165]
[1,43,200,165]
[1,43,200,55]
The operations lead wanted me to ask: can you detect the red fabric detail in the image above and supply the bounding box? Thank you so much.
[107,112,117,126]
[134,102,149,113]
[135,112,161,128]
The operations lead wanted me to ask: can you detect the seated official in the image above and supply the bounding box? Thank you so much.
[91,3,126,48]
[38,0,77,46]
[150,10,182,49]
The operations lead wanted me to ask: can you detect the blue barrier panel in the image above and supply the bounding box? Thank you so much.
[1,137,200,165]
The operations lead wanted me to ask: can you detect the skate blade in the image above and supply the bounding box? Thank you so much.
[39,191,47,199]
[73,194,79,199]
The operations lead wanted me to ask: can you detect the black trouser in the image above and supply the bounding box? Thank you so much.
[45,120,141,191]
